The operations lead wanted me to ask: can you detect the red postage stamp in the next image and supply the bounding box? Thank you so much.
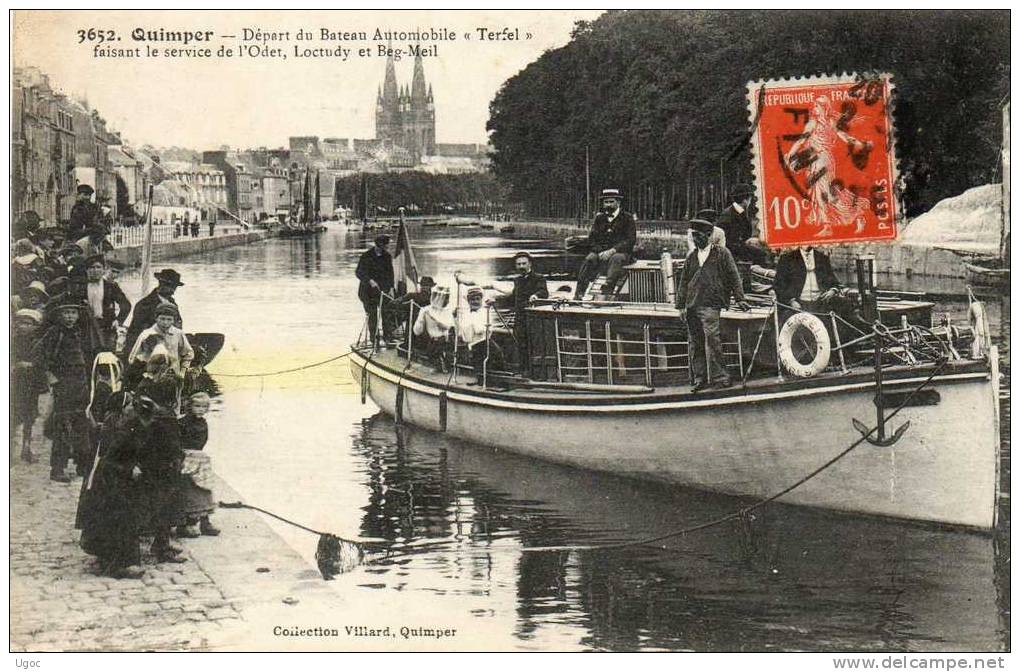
[746,73,900,248]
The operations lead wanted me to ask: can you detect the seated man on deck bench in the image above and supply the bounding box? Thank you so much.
[773,247,859,325]
[412,285,455,373]
[454,287,506,385]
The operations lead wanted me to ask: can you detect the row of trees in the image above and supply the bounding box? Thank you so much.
[487,10,1009,220]
[334,171,508,217]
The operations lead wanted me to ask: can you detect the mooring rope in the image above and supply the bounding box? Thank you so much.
[207,350,355,378]
[515,357,951,554]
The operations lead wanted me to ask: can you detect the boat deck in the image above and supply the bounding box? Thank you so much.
[354,346,989,408]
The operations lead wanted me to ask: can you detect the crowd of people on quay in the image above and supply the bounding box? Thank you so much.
[11,185,221,580]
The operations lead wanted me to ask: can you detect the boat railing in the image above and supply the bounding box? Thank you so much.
[547,315,752,387]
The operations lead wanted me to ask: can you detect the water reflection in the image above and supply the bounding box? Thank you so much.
[352,413,1005,651]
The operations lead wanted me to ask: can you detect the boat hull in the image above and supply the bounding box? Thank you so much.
[349,351,999,530]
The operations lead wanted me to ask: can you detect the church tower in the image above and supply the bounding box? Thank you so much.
[373,49,436,161]
[374,52,400,146]
[404,51,436,159]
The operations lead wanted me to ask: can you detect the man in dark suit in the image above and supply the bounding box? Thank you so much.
[717,184,769,265]
[68,185,100,241]
[126,269,183,354]
[355,235,395,345]
[493,252,548,375]
[83,255,131,352]
[772,248,862,333]
[574,188,637,300]
[677,220,749,392]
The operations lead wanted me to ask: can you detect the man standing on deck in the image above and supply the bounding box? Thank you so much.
[493,252,548,376]
[573,188,637,300]
[356,234,396,346]
[677,220,750,392]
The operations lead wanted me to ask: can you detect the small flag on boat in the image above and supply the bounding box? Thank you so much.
[393,217,419,295]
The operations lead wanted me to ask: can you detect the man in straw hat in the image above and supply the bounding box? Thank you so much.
[676,219,750,393]
[126,268,184,354]
[574,188,637,300]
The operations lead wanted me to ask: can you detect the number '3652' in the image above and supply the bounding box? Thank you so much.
[76,29,116,43]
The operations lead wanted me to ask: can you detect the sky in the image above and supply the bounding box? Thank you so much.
[13,10,604,151]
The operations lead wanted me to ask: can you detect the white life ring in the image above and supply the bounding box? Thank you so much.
[778,312,831,378]
[969,300,990,359]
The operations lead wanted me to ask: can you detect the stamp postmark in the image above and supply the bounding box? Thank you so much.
[746,73,900,248]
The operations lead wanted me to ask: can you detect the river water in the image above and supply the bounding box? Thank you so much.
[118,226,1009,652]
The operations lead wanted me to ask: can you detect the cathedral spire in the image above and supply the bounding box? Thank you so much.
[411,50,428,104]
[382,51,398,104]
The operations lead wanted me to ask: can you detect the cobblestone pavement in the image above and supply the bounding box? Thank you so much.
[9,458,243,651]
[10,420,346,652]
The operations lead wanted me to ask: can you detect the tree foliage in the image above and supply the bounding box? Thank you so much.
[487,10,1009,218]
[334,171,507,214]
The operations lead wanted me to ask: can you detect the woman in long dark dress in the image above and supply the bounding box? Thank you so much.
[76,392,150,579]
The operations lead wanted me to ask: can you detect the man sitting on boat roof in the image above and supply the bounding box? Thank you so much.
[573,188,637,300]
[677,219,750,392]
[717,184,770,265]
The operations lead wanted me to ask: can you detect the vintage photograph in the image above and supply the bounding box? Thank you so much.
[8,9,1010,655]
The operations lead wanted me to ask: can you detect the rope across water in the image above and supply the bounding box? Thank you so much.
[206,350,355,378]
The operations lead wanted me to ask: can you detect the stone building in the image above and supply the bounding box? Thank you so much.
[67,100,118,220]
[374,52,435,161]
[202,150,258,224]
[11,67,77,225]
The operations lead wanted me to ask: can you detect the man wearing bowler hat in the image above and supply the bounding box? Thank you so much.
[355,234,396,346]
[677,219,749,392]
[717,183,768,265]
[126,269,184,354]
[68,184,100,241]
[574,188,637,300]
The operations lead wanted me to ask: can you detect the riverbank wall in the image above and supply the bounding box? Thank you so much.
[107,231,272,267]
[510,219,971,279]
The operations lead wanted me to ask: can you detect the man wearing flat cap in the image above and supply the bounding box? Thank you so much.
[68,184,100,241]
[574,188,638,300]
[677,219,749,392]
[717,184,768,264]
[83,254,131,352]
[355,235,396,346]
[126,269,184,354]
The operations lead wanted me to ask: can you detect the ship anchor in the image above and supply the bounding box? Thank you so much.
[852,326,910,447]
